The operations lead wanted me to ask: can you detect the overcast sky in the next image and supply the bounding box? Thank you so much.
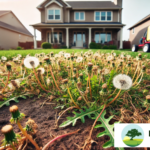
[0,0,150,40]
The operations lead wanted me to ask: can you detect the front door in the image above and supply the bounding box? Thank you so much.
[76,32,83,47]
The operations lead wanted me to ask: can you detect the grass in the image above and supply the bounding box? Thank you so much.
[0,49,149,59]
[123,139,143,147]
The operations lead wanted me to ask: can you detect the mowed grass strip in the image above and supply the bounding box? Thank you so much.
[0,49,149,59]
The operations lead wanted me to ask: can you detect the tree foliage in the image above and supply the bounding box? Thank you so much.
[126,129,142,140]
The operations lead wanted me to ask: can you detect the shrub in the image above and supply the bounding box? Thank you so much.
[109,45,117,50]
[61,46,67,49]
[89,42,97,49]
[102,45,109,49]
[16,46,22,50]
[41,42,51,49]
[96,44,102,49]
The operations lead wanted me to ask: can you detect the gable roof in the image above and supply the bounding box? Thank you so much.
[0,21,33,37]
[45,0,63,7]
[0,11,11,17]
[66,1,122,9]
[37,0,71,9]
[129,14,150,30]
[0,11,33,37]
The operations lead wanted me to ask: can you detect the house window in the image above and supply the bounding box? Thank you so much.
[107,12,112,21]
[47,33,50,43]
[59,32,62,43]
[95,12,100,21]
[94,32,112,44]
[48,9,60,20]
[75,12,85,20]
[95,11,112,21]
[101,12,106,21]
[133,28,135,34]
[48,31,63,44]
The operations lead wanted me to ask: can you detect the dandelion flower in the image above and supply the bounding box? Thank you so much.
[107,55,114,61]
[76,57,83,63]
[37,68,45,75]
[113,74,132,90]
[24,57,39,69]
[64,53,71,59]
[1,56,7,61]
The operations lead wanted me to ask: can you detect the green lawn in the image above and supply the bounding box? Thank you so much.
[0,49,149,59]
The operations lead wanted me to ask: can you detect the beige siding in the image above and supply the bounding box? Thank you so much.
[0,27,33,50]
[45,3,63,23]
[41,9,45,22]
[70,10,119,22]
[129,20,150,46]
[0,12,24,29]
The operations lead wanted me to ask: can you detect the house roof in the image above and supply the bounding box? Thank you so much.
[31,22,125,27]
[0,10,33,37]
[0,11,11,17]
[129,14,150,30]
[0,21,33,37]
[65,1,122,9]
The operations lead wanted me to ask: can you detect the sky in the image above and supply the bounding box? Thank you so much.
[0,0,150,41]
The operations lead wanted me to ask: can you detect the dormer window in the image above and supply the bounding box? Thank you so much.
[75,12,85,21]
[95,11,112,21]
[48,9,60,20]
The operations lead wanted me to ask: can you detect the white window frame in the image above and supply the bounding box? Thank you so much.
[94,31,112,43]
[74,12,85,21]
[132,28,135,34]
[47,9,61,20]
[94,11,113,22]
[46,31,63,44]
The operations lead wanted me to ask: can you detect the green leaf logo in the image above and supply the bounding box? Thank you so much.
[122,125,144,147]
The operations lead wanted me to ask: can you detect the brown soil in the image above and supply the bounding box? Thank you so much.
[0,97,148,150]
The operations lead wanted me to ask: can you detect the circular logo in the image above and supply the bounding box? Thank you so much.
[121,124,144,147]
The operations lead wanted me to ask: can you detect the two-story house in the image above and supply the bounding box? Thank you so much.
[31,0,125,49]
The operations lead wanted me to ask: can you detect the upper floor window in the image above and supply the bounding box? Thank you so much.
[75,12,85,21]
[48,9,60,20]
[132,28,135,34]
[95,11,112,21]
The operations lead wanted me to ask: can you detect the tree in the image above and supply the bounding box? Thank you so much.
[126,129,142,140]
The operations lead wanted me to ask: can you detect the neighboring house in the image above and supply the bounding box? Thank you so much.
[129,14,150,46]
[0,11,33,50]
[31,0,125,49]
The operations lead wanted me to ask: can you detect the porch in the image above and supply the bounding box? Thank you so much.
[33,27,123,49]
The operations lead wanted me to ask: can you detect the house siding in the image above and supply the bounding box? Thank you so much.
[129,19,150,46]
[0,27,33,50]
[70,10,120,22]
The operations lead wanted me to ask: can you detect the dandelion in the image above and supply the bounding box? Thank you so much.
[64,53,71,59]
[113,74,132,90]
[76,57,83,63]
[24,57,39,69]
[37,68,45,75]
[1,56,7,61]
[102,68,110,75]
[107,55,114,61]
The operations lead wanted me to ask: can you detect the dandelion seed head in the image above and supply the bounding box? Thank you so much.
[113,74,132,90]
[24,57,39,69]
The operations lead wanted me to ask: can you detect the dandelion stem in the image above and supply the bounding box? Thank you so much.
[106,89,121,108]
[140,105,149,114]
[88,74,92,101]
[89,105,106,139]
[2,71,10,93]
[33,68,49,93]
[49,65,62,93]
[67,85,80,109]
[17,121,40,150]
[42,129,80,150]
[76,83,90,107]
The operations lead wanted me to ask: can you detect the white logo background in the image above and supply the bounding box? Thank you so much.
[114,123,150,147]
